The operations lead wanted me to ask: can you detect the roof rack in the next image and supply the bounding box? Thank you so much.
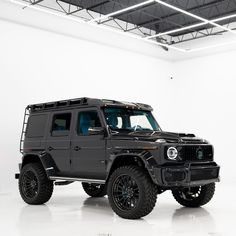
[26,97,153,112]
[27,97,89,112]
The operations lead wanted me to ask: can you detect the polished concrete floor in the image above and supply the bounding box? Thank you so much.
[0,182,235,236]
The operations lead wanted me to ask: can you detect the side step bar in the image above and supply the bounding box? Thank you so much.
[49,176,106,184]
[55,181,73,186]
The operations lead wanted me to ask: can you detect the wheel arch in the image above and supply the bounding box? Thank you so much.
[21,152,58,177]
[22,153,41,167]
[106,152,158,184]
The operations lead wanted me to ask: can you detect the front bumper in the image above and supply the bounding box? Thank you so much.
[154,162,220,187]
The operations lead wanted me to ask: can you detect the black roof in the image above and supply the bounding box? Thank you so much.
[27,97,153,112]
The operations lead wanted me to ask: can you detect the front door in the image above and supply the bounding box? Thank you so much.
[46,111,72,176]
[71,108,106,180]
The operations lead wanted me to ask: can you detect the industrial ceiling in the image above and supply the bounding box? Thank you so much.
[10,0,236,52]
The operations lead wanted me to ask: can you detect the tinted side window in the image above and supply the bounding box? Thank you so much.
[52,113,71,135]
[26,114,47,138]
[77,111,101,135]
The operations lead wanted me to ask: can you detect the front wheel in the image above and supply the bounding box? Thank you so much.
[107,165,157,219]
[172,183,215,208]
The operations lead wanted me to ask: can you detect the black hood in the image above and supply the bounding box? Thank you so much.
[110,131,206,144]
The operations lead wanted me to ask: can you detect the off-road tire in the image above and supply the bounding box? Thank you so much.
[172,183,215,208]
[19,163,54,205]
[107,165,157,219]
[82,182,107,197]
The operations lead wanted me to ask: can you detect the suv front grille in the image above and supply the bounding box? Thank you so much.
[178,145,213,162]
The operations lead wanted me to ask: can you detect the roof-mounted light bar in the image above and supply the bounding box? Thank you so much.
[146,0,236,39]
[89,0,154,23]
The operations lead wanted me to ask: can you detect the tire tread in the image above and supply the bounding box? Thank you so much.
[108,165,157,219]
[19,163,54,205]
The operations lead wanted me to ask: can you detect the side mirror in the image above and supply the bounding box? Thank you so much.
[88,127,105,135]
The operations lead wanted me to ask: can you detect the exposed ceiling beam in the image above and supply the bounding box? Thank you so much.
[147,13,236,39]
[146,0,236,39]
[9,0,236,53]
[88,0,155,23]
[9,0,186,52]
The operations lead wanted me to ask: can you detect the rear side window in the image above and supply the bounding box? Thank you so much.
[52,113,71,132]
[26,114,47,138]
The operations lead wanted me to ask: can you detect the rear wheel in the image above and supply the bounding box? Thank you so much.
[107,165,157,219]
[172,183,215,207]
[19,163,54,205]
[82,182,107,197]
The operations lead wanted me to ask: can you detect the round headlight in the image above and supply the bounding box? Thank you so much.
[167,147,178,160]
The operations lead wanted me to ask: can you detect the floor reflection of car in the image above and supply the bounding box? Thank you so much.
[172,207,216,233]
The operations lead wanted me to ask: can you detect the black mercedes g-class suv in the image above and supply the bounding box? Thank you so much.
[16,97,220,219]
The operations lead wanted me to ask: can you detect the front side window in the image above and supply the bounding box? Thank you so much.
[52,113,71,135]
[103,108,160,133]
[77,111,102,135]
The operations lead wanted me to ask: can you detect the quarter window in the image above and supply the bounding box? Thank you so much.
[26,114,47,138]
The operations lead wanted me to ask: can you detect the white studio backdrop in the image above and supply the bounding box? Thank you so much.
[0,19,172,192]
[1,15,236,193]
[172,53,236,184]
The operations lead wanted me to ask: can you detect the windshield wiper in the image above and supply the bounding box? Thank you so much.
[128,130,147,135]
[151,130,161,136]
[128,130,160,135]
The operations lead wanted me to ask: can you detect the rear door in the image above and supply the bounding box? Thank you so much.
[70,108,106,180]
[46,111,73,176]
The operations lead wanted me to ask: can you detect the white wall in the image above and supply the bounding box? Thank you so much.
[0,19,173,193]
[172,52,236,183]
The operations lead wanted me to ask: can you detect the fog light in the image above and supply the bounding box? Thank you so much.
[167,147,178,160]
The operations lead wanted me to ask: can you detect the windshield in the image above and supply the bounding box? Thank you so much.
[103,107,161,133]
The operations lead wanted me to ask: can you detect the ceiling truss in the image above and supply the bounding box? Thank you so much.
[9,0,236,52]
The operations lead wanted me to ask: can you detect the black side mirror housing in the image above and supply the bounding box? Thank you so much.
[88,127,105,135]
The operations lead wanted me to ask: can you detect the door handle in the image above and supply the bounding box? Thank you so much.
[48,146,53,151]
[74,146,81,151]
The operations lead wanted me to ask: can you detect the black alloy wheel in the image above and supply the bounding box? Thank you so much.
[21,170,39,199]
[112,174,139,211]
[108,165,157,219]
[19,163,54,205]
